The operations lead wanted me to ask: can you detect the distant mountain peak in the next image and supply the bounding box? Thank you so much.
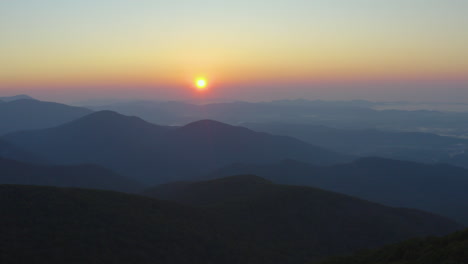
[5,99,42,106]
[182,119,236,129]
[0,94,35,102]
[81,110,127,119]
[40,110,173,138]
[70,110,151,127]
[177,119,252,135]
[2,98,92,113]
[0,99,92,135]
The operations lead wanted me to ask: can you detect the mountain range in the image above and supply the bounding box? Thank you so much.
[319,228,468,264]
[243,122,468,164]
[209,158,468,225]
[0,157,141,192]
[0,184,221,264]
[3,96,468,167]
[0,177,460,264]
[143,175,460,263]
[1,95,467,263]
[0,99,92,135]
[3,111,349,184]
[0,139,43,163]
[0,94,35,102]
[89,99,468,137]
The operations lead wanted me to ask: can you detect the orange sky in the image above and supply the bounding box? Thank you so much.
[1,0,467,102]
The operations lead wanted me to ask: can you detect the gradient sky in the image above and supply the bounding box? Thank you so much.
[1,0,467,102]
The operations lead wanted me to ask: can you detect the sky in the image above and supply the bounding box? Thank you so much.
[0,0,467,102]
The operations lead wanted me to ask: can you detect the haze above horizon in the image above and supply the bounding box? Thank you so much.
[1,0,467,102]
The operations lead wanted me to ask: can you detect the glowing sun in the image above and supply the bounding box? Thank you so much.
[195,78,208,91]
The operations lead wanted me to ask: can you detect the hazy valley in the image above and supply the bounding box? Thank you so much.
[1,95,468,263]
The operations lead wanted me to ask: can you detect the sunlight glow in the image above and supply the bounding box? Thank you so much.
[195,78,208,91]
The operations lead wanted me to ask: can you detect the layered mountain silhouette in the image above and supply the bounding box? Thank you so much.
[0,157,141,192]
[3,111,349,184]
[0,139,43,163]
[0,184,224,264]
[90,99,468,134]
[0,94,35,102]
[319,228,468,264]
[144,175,460,263]
[243,122,468,163]
[144,174,274,206]
[1,180,460,264]
[90,100,387,126]
[209,158,468,224]
[0,99,92,135]
[2,97,466,263]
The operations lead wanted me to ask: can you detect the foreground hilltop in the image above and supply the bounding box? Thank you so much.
[319,228,468,264]
[144,175,460,263]
[0,184,219,264]
[0,177,461,264]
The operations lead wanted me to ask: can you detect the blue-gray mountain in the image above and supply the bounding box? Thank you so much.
[0,157,141,192]
[0,99,92,135]
[90,99,468,137]
[209,158,468,225]
[2,111,350,184]
[0,139,43,163]
[242,122,468,164]
[0,94,35,102]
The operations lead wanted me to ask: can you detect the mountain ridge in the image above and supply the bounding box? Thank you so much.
[1,180,461,264]
[3,111,350,183]
[319,228,468,264]
[143,174,461,263]
[208,158,468,224]
[0,157,142,192]
[0,99,92,135]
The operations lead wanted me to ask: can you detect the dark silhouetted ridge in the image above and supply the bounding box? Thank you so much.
[207,174,273,185]
[144,175,272,206]
[0,139,43,163]
[0,179,462,264]
[0,184,225,264]
[144,175,460,263]
[319,228,468,264]
[209,158,468,224]
[0,157,142,192]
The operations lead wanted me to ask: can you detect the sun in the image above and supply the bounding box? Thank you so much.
[195,78,208,91]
